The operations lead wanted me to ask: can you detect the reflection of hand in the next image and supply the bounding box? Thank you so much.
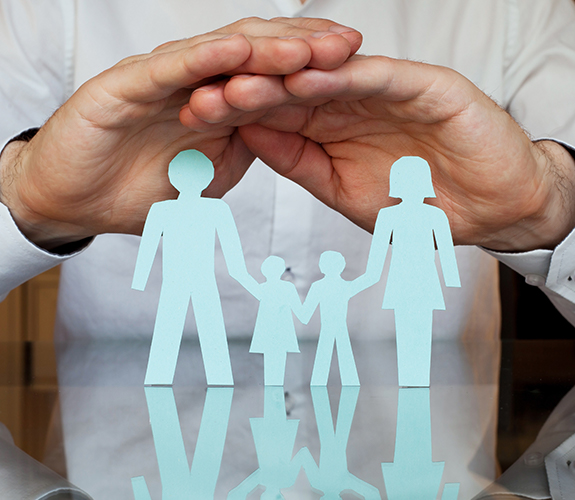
[0,18,362,250]
[191,54,575,252]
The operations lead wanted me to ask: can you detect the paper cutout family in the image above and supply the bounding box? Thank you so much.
[132,150,461,387]
[131,386,460,499]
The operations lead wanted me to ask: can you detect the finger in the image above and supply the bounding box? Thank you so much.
[100,35,254,104]
[152,17,359,71]
[284,56,474,120]
[190,74,294,120]
[269,17,363,57]
[222,17,356,70]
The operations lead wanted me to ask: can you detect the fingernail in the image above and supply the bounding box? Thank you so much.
[279,36,304,40]
[310,31,339,39]
[328,24,356,34]
[193,83,220,92]
[221,33,240,40]
[232,74,254,79]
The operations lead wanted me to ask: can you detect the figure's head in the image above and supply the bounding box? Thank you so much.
[261,255,286,280]
[319,251,346,276]
[168,149,214,193]
[388,156,436,200]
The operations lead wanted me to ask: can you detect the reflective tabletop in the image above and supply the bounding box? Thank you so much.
[2,337,575,500]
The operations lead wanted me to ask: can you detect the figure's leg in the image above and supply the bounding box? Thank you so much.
[394,309,434,387]
[263,351,287,386]
[335,329,360,386]
[311,332,336,386]
[191,287,234,386]
[145,285,189,385]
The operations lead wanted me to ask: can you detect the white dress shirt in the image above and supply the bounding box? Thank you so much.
[1,1,575,499]
[1,0,575,344]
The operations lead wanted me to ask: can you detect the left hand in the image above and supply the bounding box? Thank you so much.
[188,55,575,251]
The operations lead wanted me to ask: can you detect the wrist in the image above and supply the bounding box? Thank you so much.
[490,140,575,252]
[0,138,91,251]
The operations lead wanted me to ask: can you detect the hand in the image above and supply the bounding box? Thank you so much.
[0,17,362,250]
[190,54,575,252]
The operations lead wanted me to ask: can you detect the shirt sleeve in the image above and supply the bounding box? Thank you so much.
[483,141,575,326]
[486,1,575,326]
[0,203,90,302]
[0,0,77,301]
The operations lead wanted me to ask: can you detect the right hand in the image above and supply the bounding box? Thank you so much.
[0,17,361,250]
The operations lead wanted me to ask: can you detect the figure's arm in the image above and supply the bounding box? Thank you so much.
[358,210,393,291]
[226,470,261,500]
[132,203,165,291]
[216,203,260,297]
[293,447,320,487]
[288,284,306,321]
[342,474,382,500]
[298,284,320,325]
[433,210,461,288]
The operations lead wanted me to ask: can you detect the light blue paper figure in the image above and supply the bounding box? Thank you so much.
[300,251,377,386]
[227,386,314,499]
[132,150,258,386]
[365,157,460,387]
[247,256,306,386]
[304,386,382,499]
[131,386,233,500]
[381,388,459,500]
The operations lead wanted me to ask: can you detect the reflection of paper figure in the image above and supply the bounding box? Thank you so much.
[247,256,305,386]
[227,386,313,499]
[304,386,382,499]
[132,150,258,386]
[365,157,460,387]
[301,251,376,386]
[381,388,459,500]
[131,386,233,500]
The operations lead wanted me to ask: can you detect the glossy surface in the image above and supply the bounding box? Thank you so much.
[1,338,575,500]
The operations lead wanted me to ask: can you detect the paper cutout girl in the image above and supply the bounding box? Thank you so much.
[227,386,315,499]
[301,251,377,386]
[247,256,306,386]
[365,156,460,387]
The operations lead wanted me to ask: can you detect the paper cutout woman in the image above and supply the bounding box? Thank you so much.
[381,388,460,499]
[301,251,377,386]
[247,256,306,386]
[132,150,258,386]
[365,156,460,387]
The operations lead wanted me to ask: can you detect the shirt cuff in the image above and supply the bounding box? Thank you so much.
[0,202,91,301]
[484,138,575,304]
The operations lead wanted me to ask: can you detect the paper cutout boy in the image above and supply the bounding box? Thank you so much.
[132,150,258,386]
[305,386,382,499]
[247,255,306,386]
[301,251,377,386]
[365,156,460,387]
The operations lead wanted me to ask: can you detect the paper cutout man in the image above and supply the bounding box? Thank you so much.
[247,256,306,386]
[304,386,382,499]
[381,388,460,500]
[132,150,258,386]
[131,386,233,500]
[227,386,314,499]
[365,156,460,387]
[300,251,377,386]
